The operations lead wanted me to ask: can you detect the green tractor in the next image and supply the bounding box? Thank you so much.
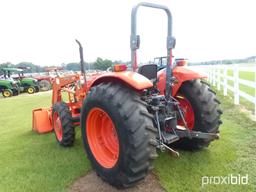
[1,68,39,94]
[0,78,20,97]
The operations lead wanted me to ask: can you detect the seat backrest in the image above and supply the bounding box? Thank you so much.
[138,64,157,80]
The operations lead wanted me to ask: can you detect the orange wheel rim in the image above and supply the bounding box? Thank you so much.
[53,112,62,141]
[176,95,195,130]
[86,108,119,168]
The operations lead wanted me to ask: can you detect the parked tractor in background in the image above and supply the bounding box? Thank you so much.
[32,2,222,188]
[154,56,188,71]
[1,68,39,94]
[33,67,76,91]
[33,67,64,91]
[33,75,52,92]
[0,78,20,97]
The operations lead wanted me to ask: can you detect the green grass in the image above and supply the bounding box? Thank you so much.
[154,93,256,191]
[0,91,256,191]
[0,92,91,192]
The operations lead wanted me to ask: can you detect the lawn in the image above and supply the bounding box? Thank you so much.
[154,92,256,192]
[0,91,256,192]
[0,92,90,192]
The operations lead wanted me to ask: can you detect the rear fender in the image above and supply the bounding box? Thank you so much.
[88,71,153,91]
[157,67,207,96]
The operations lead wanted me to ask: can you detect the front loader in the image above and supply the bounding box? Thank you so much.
[32,2,222,188]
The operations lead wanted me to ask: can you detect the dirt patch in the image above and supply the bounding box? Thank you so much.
[69,171,166,192]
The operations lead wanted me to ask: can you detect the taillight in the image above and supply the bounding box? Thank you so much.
[176,59,188,66]
[113,64,127,72]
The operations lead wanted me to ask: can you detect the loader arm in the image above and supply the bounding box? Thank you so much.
[51,74,81,105]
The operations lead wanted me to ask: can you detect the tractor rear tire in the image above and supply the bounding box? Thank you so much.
[27,86,36,94]
[173,79,222,150]
[81,82,157,188]
[2,89,13,97]
[52,102,75,147]
[39,80,51,91]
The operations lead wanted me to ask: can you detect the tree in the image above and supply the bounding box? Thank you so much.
[65,63,81,71]
[64,62,94,71]
[93,57,113,70]
[16,62,44,72]
[0,62,14,69]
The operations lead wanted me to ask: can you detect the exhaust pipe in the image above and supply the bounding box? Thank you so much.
[75,39,87,90]
[75,39,85,75]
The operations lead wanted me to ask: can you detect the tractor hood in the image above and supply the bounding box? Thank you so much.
[0,78,15,84]
[0,78,18,89]
[21,77,38,82]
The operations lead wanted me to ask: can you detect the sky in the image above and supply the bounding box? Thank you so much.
[0,0,256,66]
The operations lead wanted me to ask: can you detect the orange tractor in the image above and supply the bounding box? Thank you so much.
[32,2,222,188]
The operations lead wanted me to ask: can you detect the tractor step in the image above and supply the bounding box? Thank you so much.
[161,132,179,144]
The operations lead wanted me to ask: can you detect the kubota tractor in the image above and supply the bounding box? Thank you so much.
[32,2,222,188]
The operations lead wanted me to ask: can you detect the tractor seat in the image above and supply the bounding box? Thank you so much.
[138,64,157,82]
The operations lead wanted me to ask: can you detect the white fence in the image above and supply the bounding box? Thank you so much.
[190,64,256,116]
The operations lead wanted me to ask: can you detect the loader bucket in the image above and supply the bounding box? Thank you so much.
[32,108,53,133]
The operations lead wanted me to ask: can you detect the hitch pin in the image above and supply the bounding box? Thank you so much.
[162,143,179,157]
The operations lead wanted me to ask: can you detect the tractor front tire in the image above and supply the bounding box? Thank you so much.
[52,102,75,147]
[27,86,36,94]
[174,79,222,150]
[81,82,157,188]
[2,89,13,97]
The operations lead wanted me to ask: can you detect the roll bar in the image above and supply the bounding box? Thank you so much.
[130,2,176,99]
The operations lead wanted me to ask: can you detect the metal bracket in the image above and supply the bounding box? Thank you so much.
[175,129,220,140]
[167,36,176,49]
[130,35,140,50]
